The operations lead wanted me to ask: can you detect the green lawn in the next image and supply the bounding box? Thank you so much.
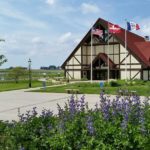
[32,81,150,96]
[0,80,51,92]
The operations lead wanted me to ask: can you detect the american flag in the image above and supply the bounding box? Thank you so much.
[92,28,103,37]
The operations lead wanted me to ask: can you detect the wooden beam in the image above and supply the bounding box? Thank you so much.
[74,56,81,65]
[131,70,140,80]
[83,42,119,46]
[65,68,142,71]
[66,71,72,79]
[119,53,130,65]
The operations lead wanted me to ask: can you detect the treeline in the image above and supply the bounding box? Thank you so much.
[40,65,61,70]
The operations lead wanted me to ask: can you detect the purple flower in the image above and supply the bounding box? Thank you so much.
[25,110,31,120]
[32,107,38,117]
[40,109,53,118]
[121,119,127,130]
[48,124,52,130]
[95,102,99,111]
[18,114,26,122]
[20,146,25,150]
[86,116,94,135]
[100,99,111,120]
[57,104,64,117]
[80,95,85,111]
[69,95,76,115]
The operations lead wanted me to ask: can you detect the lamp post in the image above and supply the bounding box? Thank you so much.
[28,58,32,88]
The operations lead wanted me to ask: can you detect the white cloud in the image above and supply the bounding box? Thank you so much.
[81,3,100,14]
[58,32,72,43]
[0,2,48,29]
[46,0,55,6]
[31,37,45,45]
[139,18,150,36]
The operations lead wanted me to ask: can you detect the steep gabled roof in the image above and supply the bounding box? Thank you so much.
[61,18,150,68]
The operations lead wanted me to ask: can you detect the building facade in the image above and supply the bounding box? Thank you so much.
[61,18,150,81]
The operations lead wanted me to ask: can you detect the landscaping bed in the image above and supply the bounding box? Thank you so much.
[0,94,150,149]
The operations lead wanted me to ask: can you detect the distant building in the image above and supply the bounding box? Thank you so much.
[61,18,150,80]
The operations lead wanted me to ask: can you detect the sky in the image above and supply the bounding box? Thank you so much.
[0,0,150,69]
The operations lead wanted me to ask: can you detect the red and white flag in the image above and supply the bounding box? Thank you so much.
[108,23,121,34]
[92,28,103,37]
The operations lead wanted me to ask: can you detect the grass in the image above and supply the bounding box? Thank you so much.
[0,69,64,92]
[32,80,150,96]
[0,80,53,92]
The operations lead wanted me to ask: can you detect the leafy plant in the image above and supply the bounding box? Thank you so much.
[109,80,121,87]
[0,94,150,149]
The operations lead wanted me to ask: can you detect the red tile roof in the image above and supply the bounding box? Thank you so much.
[99,18,150,67]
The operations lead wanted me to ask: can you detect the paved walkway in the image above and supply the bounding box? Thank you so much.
[0,83,148,121]
[0,87,100,121]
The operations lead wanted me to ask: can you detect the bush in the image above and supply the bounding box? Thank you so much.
[0,94,150,149]
[109,81,121,87]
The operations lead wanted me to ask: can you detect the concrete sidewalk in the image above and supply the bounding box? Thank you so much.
[0,88,100,121]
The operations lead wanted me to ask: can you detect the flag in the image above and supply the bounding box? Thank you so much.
[108,23,121,33]
[127,22,140,31]
[92,28,103,37]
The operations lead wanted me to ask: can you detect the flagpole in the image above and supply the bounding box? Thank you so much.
[107,21,110,83]
[125,19,127,81]
[91,27,93,83]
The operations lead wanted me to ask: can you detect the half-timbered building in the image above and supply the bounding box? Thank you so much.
[61,18,150,80]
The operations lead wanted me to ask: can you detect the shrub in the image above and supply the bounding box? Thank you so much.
[0,94,150,149]
[109,81,121,87]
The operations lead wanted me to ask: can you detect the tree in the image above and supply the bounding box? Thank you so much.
[8,67,27,83]
[0,38,7,66]
[0,55,7,66]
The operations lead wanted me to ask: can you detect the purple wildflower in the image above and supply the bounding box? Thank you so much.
[32,107,38,117]
[87,116,94,135]
[25,110,31,120]
[20,146,25,150]
[80,95,85,111]
[95,102,99,111]
[100,98,111,120]
[69,95,76,115]
[48,124,52,130]
[18,114,26,122]
[40,109,53,118]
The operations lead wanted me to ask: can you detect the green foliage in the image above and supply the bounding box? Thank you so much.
[0,95,150,149]
[0,80,45,92]
[109,81,121,87]
[7,67,27,83]
[34,80,150,96]
[0,55,7,66]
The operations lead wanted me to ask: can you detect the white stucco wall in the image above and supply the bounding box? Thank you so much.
[143,70,148,80]
[74,71,81,79]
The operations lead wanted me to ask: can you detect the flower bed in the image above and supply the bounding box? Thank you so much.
[0,94,150,149]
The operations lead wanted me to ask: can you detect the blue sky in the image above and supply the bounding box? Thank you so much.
[0,0,150,68]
